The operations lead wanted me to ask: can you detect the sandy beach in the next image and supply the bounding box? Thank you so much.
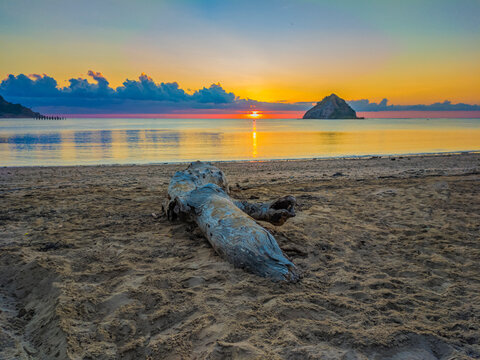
[0,153,479,359]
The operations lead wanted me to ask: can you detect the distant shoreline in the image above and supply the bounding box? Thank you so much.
[9,110,479,119]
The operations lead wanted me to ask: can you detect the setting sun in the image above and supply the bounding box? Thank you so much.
[248,110,262,119]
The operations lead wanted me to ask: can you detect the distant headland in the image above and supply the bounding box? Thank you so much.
[0,95,42,118]
[0,95,65,119]
[303,94,363,119]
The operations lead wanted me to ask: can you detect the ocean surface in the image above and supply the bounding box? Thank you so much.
[0,118,479,166]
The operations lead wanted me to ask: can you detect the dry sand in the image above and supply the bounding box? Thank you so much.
[0,153,479,359]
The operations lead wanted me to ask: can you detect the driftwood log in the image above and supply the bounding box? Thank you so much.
[165,161,299,282]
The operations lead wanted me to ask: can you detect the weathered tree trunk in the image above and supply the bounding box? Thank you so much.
[165,161,299,282]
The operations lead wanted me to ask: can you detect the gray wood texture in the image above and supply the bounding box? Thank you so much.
[166,161,299,282]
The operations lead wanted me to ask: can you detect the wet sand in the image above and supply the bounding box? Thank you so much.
[0,153,479,359]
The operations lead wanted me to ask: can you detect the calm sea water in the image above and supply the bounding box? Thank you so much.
[0,118,479,166]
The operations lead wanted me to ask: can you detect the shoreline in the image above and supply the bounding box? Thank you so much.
[1,153,479,359]
[2,149,480,169]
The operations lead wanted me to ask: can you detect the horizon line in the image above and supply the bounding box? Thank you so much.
[36,111,480,119]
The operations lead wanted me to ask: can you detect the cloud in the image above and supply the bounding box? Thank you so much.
[0,74,59,97]
[87,70,110,88]
[191,83,235,103]
[61,70,114,97]
[0,72,245,113]
[116,73,189,102]
[347,98,480,111]
[1,72,479,114]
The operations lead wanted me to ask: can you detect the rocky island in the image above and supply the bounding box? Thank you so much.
[0,95,42,118]
[303,93,362,119]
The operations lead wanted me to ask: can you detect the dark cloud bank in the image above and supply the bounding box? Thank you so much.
[1,72,479,114]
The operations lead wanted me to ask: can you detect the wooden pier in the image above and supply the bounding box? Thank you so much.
[35,115,66,120]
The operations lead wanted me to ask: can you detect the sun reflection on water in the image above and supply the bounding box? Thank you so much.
[252,119,257,157]
[1,118,479,166]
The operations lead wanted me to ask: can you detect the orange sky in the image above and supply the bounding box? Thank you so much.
[1,0,479,105]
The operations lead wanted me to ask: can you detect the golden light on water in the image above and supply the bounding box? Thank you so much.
[252,119,257,158]
[1,119,480,166]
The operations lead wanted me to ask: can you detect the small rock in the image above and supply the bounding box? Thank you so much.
[332,172,344,177]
